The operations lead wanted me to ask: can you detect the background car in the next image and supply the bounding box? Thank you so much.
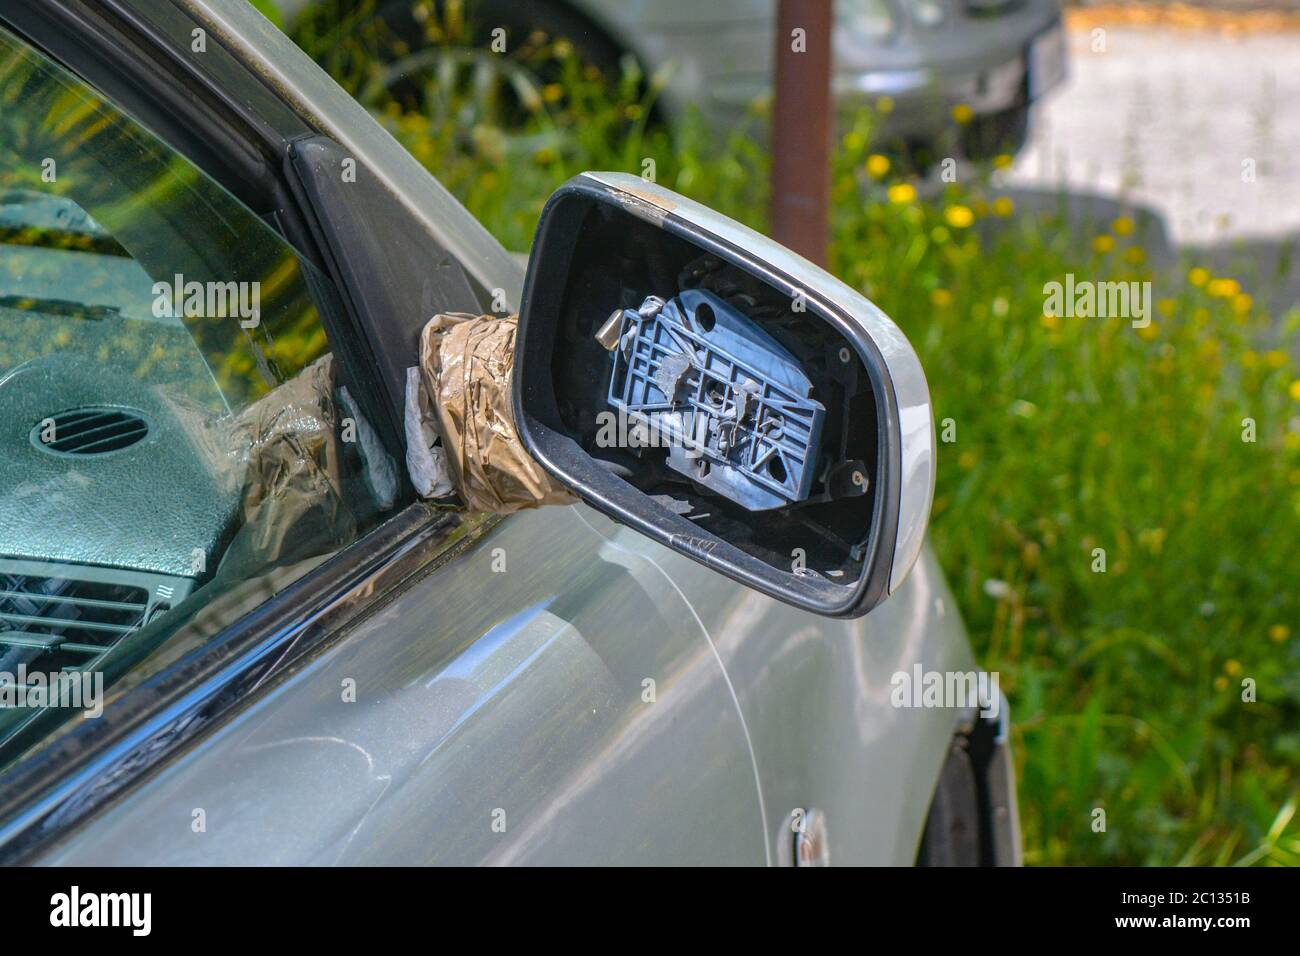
[277,0,1067,160]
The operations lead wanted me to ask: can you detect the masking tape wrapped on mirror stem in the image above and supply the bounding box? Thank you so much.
[408,313,576,514]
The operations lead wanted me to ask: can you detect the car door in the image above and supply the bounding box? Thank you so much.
[0,0,769,865]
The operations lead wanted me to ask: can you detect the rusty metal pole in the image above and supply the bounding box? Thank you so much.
[771,0,833,266]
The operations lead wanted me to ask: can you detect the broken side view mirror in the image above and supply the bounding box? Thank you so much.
[513,173,935,618]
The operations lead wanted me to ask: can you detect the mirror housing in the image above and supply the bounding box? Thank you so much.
[513,173,934,618]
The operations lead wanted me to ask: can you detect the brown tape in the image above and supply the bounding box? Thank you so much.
[419,313,575,514]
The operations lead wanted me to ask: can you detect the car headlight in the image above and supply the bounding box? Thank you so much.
[834,0,897,40]
[906,0,949,28]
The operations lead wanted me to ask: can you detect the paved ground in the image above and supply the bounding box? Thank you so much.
[1008,20,1300,248]
[993,16,1300,333]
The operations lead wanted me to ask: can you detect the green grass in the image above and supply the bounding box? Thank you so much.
[287,3,1300,865]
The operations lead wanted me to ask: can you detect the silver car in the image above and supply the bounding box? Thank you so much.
[280,0,1067,157]
[0,0,1015,866]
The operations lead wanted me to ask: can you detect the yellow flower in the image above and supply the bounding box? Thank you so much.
[1289,379,1300,401]
[1214,676,1229,691]
[1137,322,1159,341]
[944,205,974,228]
[542,83,564,103]
[1223,659,1242,677]
[553,39,574,59]
[1189,267,1210,287]
[992,196,1014,217]
[951,103,974,124]
[1207,277,1240,298]
[958,450,977,469]
[866,153,890,179]
[1040,312,1060,330]
[1265,350,1287,369]
[875,96,895,114]
[1157,298,1176,317]
[993,154,1014,170]
[1232,293,1253,314]
[1111,216,1135,236]
[843,130,866,152]
[1242,350,1259,369]
[888,183,916,204]
[1092,234,1115,254]
[1269,624,1291,643]
[1123,246,1146,265]
[930,288,953,307]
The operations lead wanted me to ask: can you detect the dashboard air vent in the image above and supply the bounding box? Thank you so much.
[31,406,149,456]
[0,572,149,673]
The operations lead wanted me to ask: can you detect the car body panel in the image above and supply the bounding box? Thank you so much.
[39,505,971,865]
